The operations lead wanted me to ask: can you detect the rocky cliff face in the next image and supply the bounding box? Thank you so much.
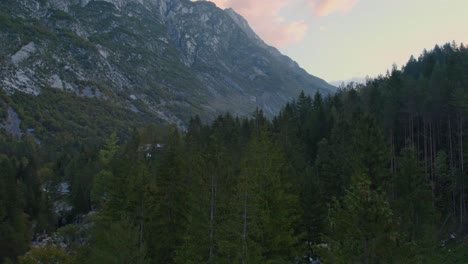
[0,0,334,123]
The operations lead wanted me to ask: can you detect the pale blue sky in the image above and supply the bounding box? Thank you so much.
[205,0,468,82]
[283,0,468,82]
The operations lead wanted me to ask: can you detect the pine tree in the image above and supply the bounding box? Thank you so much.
[207,114,246,263]
[233,128,301,263]
[19,244,76,264]
[351,114,389,190]
[0,155,30,262]
[147,127,189,263]
[434,150,454,225]
[320,174,401,264]
[392,148,435,256]
[300,166,324,258]
[91,132,120,208]
[175,118,211,264]
[85,220,148,264]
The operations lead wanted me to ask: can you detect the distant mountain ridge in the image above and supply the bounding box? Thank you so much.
[0,0,335,124]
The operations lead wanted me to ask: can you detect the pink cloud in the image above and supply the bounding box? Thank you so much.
[262,20,308,47]
[202,0,359,47]
[311,0,359,17]
[206,0,307,47]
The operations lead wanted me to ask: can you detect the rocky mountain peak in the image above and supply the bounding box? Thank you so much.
[0,0,335,124]
[224,8,262,43]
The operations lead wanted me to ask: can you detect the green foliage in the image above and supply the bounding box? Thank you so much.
[234,128,302,263]
[98,132,119,166]
[0,154,32,262]
[4,88,159,148]
[49,9,74,22]
[0,43,467,263]
[83,220,148,264]
[90,170,111,208]
[174,121,210,264]
[0,11,56,43]
[147,128,189,263]
[319,174,402,263]
[18,244,76,264]
[59,30,95,51]
[393,148,435,243]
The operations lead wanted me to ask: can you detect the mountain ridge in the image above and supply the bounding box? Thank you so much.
[0,0,335,125]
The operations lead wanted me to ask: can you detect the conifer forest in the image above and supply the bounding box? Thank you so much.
[1,44,467,263]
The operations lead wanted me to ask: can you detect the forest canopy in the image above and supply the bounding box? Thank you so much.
[0,43,467,263]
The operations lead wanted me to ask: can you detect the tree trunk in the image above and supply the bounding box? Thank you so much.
[428,120,434,179]
[459,114,464,226]
[411,115,415,147]
[424,119,429,179]
[429,120,436,208]
[242,192,248,264]
[449,117,457,221]
[390,131,395,175]
[209,173,216,260]
[417,116,421,161]
[390,132,395,199]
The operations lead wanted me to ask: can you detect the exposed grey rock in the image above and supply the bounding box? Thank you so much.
[53,200,73,215]
[49,74,64,90]
[80,0,91,7]
[0,0,335,123]
[0,107,23,138]
[224,8,261,42]
[57,182,71,195]
[11,42,37,65]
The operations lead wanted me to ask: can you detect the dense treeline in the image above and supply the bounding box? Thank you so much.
[1,43,467,263]
[0,87,163,147]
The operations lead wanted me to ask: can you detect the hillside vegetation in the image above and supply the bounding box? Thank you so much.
[1,43,467,263]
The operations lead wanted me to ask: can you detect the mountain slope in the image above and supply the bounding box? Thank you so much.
[0,0,334,125]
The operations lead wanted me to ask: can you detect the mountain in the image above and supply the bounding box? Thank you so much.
[330,76,367,87]
[0,0,334,126]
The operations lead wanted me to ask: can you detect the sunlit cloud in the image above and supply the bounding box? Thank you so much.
[202,0,306,47]
[262,20,308,47]
[310,0,359,17]
[198,0,359,47]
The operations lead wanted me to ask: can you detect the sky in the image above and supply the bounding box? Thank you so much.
[198,0,468,83]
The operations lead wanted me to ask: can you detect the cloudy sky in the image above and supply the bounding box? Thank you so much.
[199,0,468,83]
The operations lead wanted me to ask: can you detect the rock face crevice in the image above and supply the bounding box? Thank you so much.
[0,0,335,122]
[0,107,23,138]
